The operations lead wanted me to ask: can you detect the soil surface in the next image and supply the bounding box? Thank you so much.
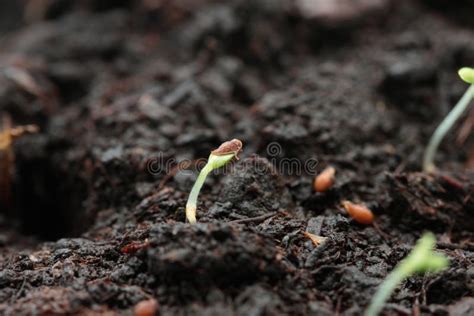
[0,1,473,315]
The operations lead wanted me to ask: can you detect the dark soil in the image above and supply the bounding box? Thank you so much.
[0,1,473,315]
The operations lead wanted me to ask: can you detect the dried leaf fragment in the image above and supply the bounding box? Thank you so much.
[303,231,328,246]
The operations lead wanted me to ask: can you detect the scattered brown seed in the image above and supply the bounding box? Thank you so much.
[303,231,328,246]
[313,166,336,192]
[134,298,159,316]
[121,239,150,254]
[342,200,374,225]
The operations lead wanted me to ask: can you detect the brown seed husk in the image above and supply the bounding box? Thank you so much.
[211,139,243,156]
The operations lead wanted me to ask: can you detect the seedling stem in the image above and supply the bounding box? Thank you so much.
[365,233,449,316]
[423,67,474,172]
[185,139,242,224]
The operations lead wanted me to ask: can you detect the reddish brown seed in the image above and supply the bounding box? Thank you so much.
[121,239,150,254]
[134,298,159,316]
[313,166,336,192]
[211,139,243,156]
[342,200,374,225]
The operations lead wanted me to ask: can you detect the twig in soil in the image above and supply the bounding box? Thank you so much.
[334,295,342,316]
[423,67,474,173]
[185,139,243,224]
[412,298,420,316]
[456,107,474,145]
[365,233,449,316]
[393,161,407,174]
[12,277,27,303]
[421,277,430,305]
[228,212,277,225]
[439,173,465,191]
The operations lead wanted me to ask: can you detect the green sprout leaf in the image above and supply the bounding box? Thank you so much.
[397,233,449,275]
[365,233,449,316]
[459,67,474,84]
[185,139,243,224]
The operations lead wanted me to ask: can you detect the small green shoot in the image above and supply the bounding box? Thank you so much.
[365,232,449,316]
[459,67,474,84]
[185,139,243,224]
[423,67,474,172]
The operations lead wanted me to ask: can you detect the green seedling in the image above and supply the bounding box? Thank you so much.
[365,232,449,316]
[185,139,243,224]
[423,67,474,172]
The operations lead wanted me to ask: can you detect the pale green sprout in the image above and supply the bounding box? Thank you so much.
[459,67,474,84]
[423,67,474,172]
[365,233,449,316]
[185,139,243,224]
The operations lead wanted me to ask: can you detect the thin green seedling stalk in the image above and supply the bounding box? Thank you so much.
[185,139,242,224]
[185,154,233,224]
[186,164,212,224]
[423,67,474,172]
[366,271,405,316]
[423,85,474,172]
[365,233,449,316]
